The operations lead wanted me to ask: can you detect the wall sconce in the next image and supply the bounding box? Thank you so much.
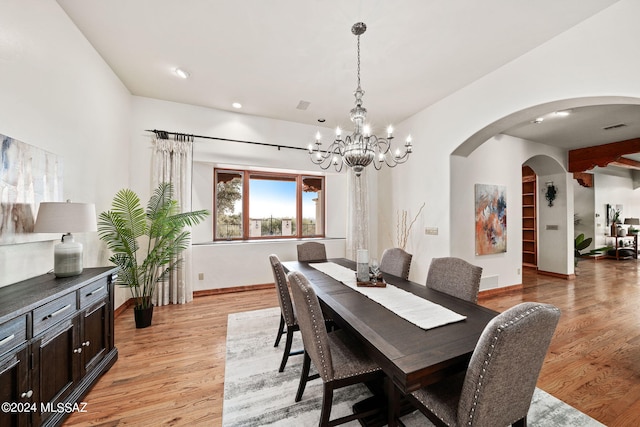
[544,181,557,207]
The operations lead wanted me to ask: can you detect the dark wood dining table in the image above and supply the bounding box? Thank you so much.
[282,258,498,427]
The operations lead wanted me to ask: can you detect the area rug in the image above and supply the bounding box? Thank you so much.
[222,307,605,427]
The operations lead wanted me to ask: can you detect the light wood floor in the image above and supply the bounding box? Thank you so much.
[64,259,640,426]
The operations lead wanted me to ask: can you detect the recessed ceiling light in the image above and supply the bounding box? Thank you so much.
[174,68,190,79]
[554,110,570,117]
[532,117,544,124]
[317,118,326,123]
[232,102,242,109]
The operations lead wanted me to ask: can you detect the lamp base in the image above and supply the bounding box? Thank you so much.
[54,233,83,277]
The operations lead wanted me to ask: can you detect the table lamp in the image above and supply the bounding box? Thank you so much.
[34,200,97,277]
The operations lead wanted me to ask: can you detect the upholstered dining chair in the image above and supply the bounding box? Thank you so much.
[269,254,304,372]
[426,257,482,303]
[270,254,334,372]
[405,302,560,427]
[297,241,327,262]
[288,270,383,426]
[379,248,413,279]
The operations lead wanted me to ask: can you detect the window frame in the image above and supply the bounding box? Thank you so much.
[213,167,325,241]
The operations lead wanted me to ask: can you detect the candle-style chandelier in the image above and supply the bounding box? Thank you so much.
[308,22,413,177]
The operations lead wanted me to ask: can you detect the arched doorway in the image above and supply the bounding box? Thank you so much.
[523,155,573,277]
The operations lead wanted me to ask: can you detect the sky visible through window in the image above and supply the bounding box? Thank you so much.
[245,179,317,219]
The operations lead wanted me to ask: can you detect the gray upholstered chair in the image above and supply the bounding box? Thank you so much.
[406,302,560,427]
[270,254,333,372]
[288,270,383,426]
[426,257,482,303]
[297,241,327,262]
[379,248,412,279]
[269,254,303,372]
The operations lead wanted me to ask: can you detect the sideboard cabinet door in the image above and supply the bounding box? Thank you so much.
[0,345,31,427]
[80,300,109,375]
[32,315,80,427]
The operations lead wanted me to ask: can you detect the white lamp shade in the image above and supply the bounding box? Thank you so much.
[34,202,97,233]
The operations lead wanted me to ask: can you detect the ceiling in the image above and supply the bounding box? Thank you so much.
[56,0,640,164]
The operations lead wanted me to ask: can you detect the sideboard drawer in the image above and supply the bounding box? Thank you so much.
[33,292,77,336]
[0,315,27,357]
[80,278,109,309]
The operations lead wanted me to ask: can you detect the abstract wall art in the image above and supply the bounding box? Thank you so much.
[0,133,63,244]
[475,183,507,255]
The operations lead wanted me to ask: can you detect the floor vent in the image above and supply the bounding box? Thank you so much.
[480,274,499,289]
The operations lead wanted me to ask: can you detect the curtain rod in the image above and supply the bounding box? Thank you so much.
[146,129,308,152]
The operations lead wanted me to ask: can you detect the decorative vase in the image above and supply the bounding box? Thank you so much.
[134,304,154,329]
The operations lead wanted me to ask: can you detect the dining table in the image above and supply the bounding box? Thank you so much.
[282,258,498,427]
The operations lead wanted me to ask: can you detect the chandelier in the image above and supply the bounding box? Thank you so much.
[308,22,413,177]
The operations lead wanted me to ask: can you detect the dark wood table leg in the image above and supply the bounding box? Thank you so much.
[387,377,399,427]
[353,377,415,427]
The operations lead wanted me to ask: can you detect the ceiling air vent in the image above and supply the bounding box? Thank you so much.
[296,100,311,111]
[602,123,627,131]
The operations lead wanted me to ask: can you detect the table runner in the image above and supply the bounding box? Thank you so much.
[309,262,466,330]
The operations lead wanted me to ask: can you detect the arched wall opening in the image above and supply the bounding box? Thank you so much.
[448,96,640,289]
[453,96,640,157]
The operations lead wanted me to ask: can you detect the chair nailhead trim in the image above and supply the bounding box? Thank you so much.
[465,304,548,426]
[305,291,331,380]
[272,259,295,326]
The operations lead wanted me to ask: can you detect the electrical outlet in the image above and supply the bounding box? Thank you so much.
[425,227,438,235]
[517,268,521,275]
[198,273,204,280]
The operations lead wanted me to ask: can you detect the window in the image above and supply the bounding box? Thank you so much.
[214,168,325,240]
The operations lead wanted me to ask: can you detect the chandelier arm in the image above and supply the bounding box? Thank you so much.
[373,137,392,155]
[318,147,344,168]
[310,140,341,157]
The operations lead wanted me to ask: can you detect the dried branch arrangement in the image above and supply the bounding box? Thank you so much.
[396,202,425,250]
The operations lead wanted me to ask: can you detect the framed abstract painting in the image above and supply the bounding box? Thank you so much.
[475,183,507,255]
[0,133,63,244]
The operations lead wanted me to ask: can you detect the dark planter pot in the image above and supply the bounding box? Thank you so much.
[134,304,154,329]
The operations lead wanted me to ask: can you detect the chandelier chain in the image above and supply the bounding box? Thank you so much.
[356,34,361,90]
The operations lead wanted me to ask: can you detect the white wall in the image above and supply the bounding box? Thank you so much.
[192,239,345,290]
[450,135,568,289]
[536,172,574,275]
[386,0,640,288]
[130,96,361,290]
[0,1,131,306]
[574,179,596,252]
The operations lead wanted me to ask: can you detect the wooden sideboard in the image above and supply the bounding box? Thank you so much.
[0,267,118,427]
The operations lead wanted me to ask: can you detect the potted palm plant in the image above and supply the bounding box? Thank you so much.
[98,182,209,328]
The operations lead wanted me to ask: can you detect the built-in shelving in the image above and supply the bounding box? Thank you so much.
[522,166,537,268]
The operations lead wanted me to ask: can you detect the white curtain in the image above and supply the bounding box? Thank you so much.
[151,134,194,306]
[346,168,369,260]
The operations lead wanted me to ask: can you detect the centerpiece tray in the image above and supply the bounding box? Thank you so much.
[357,279,387,288]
